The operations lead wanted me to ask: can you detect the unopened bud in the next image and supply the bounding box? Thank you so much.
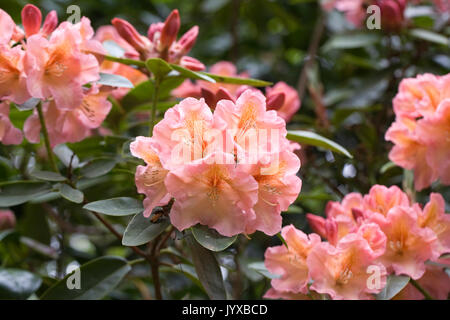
[41,10,58,37]
[160,9,180,50]
[0,210,16,231]
[21,4,42,38]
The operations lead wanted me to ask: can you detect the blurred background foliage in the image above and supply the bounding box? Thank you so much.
[0,0,449,300]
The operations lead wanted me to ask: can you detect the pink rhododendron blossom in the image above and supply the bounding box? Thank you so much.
[0,9,16,44]
[264,225,321,294]
[166,152,258,236]
[112,10,204,70]
[308,233,387,300]
[386,73,450,190]
[0,45,30,104]
[0,102,23,145]
[24,85,111,146]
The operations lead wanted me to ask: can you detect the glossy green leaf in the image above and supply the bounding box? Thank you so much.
[146,58,172,78]
[322,33,380,51]
[41,256,131,300]
[30,170,66,182]
[191,224,237,252]
[80,158,116,178]
[122,214,170,246]
[53,144,79,168]
[0,268,42,299]
[287,130,353,158]
[97,72,134,88]
[247,262,280,279]
[199,72,272,87]
[59,184,84,204]
[186,235,226,300]
[376,275,410,300]
[170,64,216,83]
[0,181,51,207]
[409,29,449,46]
[83,197,143,216]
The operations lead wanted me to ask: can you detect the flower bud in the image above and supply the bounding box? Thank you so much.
[160,9,180,50]
[306,213,327,238]
[325,218,339,246]
[175,26,199,58]
[216,88,235,103]
[376,0,406,31]
[267,92,286,111]
[201,87,216,108]
[180,56,205,71]
[41,10,58,37]
[0,210,16,230]
[21,4,42,38]
[112,18,150,55]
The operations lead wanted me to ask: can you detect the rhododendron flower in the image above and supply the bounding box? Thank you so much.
[0,102,23,145]
[24,22,100,109]
[130,137,170,217]
[0,9,16,44]
[386,73,450,190]
[369,206,437,279]
[166,152,258,236]
[112,10,204,70]
[0,209,16,230]
[266,82,301,122]
[307,233,387,300]
[362,184,410,220]
[0,44,30,104]
[264,225,321,294]
[24,85,111,147]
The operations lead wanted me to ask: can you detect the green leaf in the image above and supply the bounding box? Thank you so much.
[80,158,116,178]
[53,144,79,168]
[0,181,51,207]
[122,214,170,246]
[59,184,84,204]
[121,81,154,108]
[199,72,272,87]
[30,170,66,182]
[322,33,380,52]
[102,40,125,57]
[146,58,172,78]
[41,256,131,300]
[247,262,280,279]
[186,235,226,300]
[409,29,449,46]
[0,268,42,299]
[191,225,237,252]
[14,98,41,111]
[160,263,203,289]
[380,161,397,174]
[83,197,143,216]
[97,72,134,88]
[287,130,353,158]
[170,64,216,83]
[376,275,410,300]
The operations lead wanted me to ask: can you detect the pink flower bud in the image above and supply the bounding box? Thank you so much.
[176,26,199,57]
[160,9,180,50]
[201,87,216,108]
[267,92,286,111]
[325,218,338,246]
[216,88,235,103]
[180,56,205,71]
[112,18,150,54]
[147,22,164,43]
[41,10,58,37]
[376,0,406,31]
[306,213,327,238]
[21,4,42,38]
[0,210,16,230]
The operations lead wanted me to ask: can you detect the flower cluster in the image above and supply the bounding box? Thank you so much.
[385,73,450,190]
[0,5,111,146]
[131,89,302,237]
[173,61,301,122]
[264,185,450,300]
[112,9,204,71]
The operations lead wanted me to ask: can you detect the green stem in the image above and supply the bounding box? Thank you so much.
[149,77,161,136]
[36,102,59,173]
[103,54,146,68]
[410,278,434,300]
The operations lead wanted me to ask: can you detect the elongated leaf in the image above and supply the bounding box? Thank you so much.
[170,64,216,83]
[41,256,131,300]
[102,40,125,57]
[160,263,203,289]
[0,181,51,207]
[287,130,353,158]
[83,197,143,216]
[186,235,226,300]
[53,144,79,168]
[0,268,42,299]
[146,58,172,78]
[30,170,66,182]
[122,214,170,246]
[199,72,272,87]
[97,72,134,88]
[247,262,280,279]
[409,29,449,46]
[322,33,380,51]
[376,275,410,300]
[59,184,84,204]
[191,225,237,252]
[80,158,116,178]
